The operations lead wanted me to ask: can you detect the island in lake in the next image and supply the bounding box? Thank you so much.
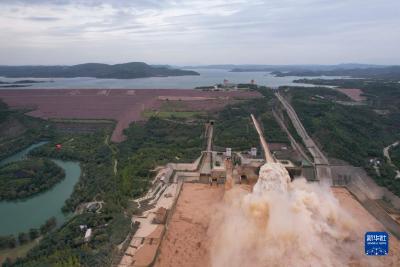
[0,62,199,79]
[0,80,52,88]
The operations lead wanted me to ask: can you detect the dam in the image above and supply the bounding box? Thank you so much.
[119,116,400,267]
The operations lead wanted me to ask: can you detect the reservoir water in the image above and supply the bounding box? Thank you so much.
[0,69,337,234]
[0,69,340,89]
[0,143,81,235]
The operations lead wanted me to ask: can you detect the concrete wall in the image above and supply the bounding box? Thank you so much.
[331,165,400,209]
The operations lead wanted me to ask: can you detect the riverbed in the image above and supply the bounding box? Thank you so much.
[0,142,81,236]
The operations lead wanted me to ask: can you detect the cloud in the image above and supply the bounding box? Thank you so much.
[0,0,399,65]
[25,16,60,21]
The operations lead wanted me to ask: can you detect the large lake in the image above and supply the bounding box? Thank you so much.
[0,69,340,89]
[0,143,81,236]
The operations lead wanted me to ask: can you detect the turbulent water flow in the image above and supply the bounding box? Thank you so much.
[209,162,370,267]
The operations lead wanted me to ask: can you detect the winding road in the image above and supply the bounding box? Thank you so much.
[383,141,400,179]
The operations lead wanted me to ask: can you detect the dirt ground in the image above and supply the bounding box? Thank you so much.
[155,185,400,267]
[154,184,224,267]
[332,188,400,266]
[0,89,260,142]
[337,88,366,102]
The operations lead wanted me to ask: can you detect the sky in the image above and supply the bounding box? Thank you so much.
[0,0,399,65]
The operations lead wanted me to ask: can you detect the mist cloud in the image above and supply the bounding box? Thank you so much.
[208,163,394,266]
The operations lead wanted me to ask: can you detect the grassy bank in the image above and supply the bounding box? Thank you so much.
[0,106,53,162]
[142,110,206,119]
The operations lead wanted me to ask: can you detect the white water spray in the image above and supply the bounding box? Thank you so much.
[253,162,291,194]
[208,162,379,267]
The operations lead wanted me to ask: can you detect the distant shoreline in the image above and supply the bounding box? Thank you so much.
[0,62,200,79]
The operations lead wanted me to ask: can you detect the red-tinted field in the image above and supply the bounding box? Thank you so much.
[0,89,261,142]
[336,88,366,102]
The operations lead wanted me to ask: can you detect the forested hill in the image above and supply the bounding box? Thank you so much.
[229,65,400,80]
[271,66,400,80]
[0,62,199,79]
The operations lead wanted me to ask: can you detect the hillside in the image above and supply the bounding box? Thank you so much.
[283,86,400,196]
[0,62,199,79]
[228,65,400,80]
[0,100,52,161]
[271,66,400,80]
[229,63,385,72]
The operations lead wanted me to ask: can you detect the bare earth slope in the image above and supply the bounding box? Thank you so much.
[156,184,400,267]
[0,89,260,142]
[155,184,224,267]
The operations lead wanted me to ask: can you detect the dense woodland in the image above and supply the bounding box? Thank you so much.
[0,100,130,266]
[0,159,64,200]
[118,117,205,198]
[213,100,261,151]
[2,111,206,266]
[213,87,289,151]
[7,129,130,266]
[0,100,9,123]
[273,66,400,80]
[392,146,400,170]
[260,112,290,144]
[283,85,400,196]
[0,100,53,161]
[293,78,400,114]
[9,213,129,267]
[28,132,115,212]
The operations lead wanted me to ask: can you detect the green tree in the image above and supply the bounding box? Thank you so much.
[2,257,13,267]
[29,228,39,240]
[18,232,29,244]
[40,217,57,234]
[0,235,16,249]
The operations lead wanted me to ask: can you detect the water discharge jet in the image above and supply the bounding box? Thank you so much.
[210,160,365,266]
[155,116,400,267]
[208,115,397,267]
[250,114,275,163]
